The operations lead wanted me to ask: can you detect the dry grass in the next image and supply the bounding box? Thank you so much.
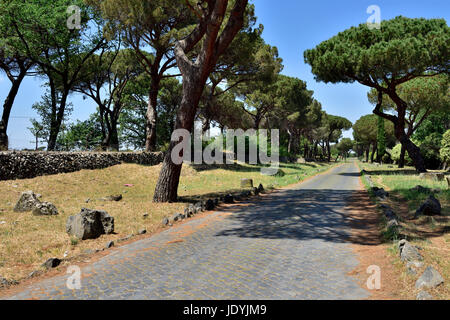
[0,161,334,282]
[359,161,449,299]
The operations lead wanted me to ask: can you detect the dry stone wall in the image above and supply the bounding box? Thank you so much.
[0,151,164,181]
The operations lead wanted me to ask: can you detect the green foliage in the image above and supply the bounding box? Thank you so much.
[57,114,103,151]
[305,16,449,172]
[119,77,182,150]
[353,114,395,149]
[419,132,443,169]
[1,0,105,149]
[31,91,73,145]
[304,16,449,85]
[441,130,450,164]
[27,119,46,150]
[391,144,412,165]
[89,0,193,52]
[337,138,353,158]
[325,115,352,140]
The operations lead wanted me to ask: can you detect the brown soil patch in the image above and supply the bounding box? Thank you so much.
[345,178,405,300]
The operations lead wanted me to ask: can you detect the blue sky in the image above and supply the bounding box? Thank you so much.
[1,0,449,149]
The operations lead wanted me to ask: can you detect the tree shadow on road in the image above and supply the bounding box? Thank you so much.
[214,187,449,245]
[214,189,383,246]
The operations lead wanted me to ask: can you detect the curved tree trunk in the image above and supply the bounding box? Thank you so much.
[153,0,248,202]
[0,72,27,150]
[374,90,427,173]
[403,138,426,172]
[153,76,203,202]
[47,87,68,151]
[395,125,426,172]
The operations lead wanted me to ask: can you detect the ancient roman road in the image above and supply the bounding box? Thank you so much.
[5,162,370,300]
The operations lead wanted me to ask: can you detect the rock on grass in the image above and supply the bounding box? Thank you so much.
[42,258,61,270]
[66,208,115,240]
[13,191,41,212]
[398,240,423,262]
[32,202,58,216]
[415,266,444,289]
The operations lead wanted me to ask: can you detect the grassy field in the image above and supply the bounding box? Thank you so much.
[0,161,335,282]
[358,161,449,300]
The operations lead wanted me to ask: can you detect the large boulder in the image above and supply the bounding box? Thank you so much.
[66,208,115,240]
[240,179,254,188]
[420,172,445,182]
[398,240,423,262]
[415,266,444,289]
[415,195,441,218]
[32,202,58,216]
[14,191,41,212]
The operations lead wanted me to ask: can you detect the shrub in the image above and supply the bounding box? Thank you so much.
[440,130,450,164]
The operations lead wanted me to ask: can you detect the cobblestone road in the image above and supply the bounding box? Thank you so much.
[5,163,370,300]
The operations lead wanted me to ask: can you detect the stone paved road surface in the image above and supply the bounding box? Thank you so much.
[5,163,370,300]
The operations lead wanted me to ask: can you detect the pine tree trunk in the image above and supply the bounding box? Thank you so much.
[153,0,248,202]
[388,92,427,173]
[153,74,204,202]
[145,85,158,152]
[403,139,426,172]
[370,143,377,163]
[398,144,406,168]
[47,85,69,151]
[202,117,210,135]
[0,73,26,150]
[326,140,331,162]
[109,119,119,151]
[0,121,8,151]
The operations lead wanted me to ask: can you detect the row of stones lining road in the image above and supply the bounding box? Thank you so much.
[5,163,370,300]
